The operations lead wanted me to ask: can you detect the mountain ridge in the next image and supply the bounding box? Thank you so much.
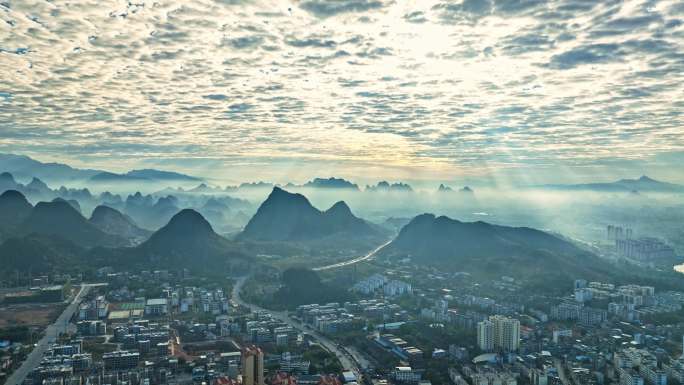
[240,187,383,242]
[380,213,617,285]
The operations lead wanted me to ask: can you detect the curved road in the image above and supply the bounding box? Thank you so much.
[232,277,368,378]
[312,240,391,271]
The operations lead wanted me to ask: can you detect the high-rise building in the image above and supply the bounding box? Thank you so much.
[477,320,494,352]
[242,346,264,385]
[491,315,521,352]
[478,315,520,352]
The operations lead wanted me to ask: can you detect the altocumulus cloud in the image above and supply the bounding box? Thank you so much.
[0,0,682,176]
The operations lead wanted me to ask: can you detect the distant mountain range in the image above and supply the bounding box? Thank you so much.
[380,213,616,284]
[240,187,385,242]
[0,153,201,184]
[302,177,359,190]
[366,181,413,192]
[90,169,200,183]
[0,193,249,274]
[540,175,684,193]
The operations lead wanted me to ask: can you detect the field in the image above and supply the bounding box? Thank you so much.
[0,303,65,328]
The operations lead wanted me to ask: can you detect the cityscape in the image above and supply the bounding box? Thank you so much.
[1,1,684,385]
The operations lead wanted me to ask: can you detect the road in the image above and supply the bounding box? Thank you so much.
[554,358,571,385]
[5,284,103,385]
[232,277,369,378]
[312,240,392,271]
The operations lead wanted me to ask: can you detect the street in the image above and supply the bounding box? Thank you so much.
[312,240,391,271]
[4,284,104,385]
[231,277,369,379]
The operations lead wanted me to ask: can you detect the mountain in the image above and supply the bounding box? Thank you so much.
[238,181,274,190]
[0,153,99,182]
[303,177,359,190]
[0,190,33,234]
[126,169,201,181]
[0,172,20,192]
[25,177,52,195]
[90,171,149,182]
[90,169,200,183]
[240,187,382,242]
[541,176,684,193]
[136,209,247,268]
[89,205,151,245]
[381,214,615,283]
[0,234,85,274]
[53,197,81,213]
[437,184,453,192]
[460,186,474,193]
[366,181,413,192]
[0,153,200,184]
[122,193,180,230]
[381,217,412,232]
[19,200,124,248]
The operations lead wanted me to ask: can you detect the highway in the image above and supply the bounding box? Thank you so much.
[312,240,391,271]
[232,277,370,379]
[5,284,103,385]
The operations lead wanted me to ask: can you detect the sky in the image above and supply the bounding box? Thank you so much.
[0,0,683,185]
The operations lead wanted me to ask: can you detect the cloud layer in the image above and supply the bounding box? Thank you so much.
[0,0,682,181]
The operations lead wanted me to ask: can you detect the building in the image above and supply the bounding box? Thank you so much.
[242,346,265,385]
[478,315,520,352]
[392,367,421,384]
[616,237,676,262]
[102,350,140,371]
[477,320,494,352]
[145,298,168,315]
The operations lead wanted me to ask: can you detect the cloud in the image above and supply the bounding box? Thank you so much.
[0,0,681,180]
[404,11,428,23]
[223,35,265,50]
[285,36,337,48]
[299,0,386,18]
[547,43,621,69]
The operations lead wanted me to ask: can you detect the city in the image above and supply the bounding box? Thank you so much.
[2,0,684,385]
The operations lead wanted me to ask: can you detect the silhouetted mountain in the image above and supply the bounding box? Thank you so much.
[25,177,51,195]
[303,177,359,190]
[90,172,148,182]
[126,169,200,181]
[0,153,99,182]
[136,209,247,268]
[122,193,179,230]
[238,181,274,190]
[0,172,19,192]
[460,186,474,193]
[0,190,33,231]
[19,200,123,248]
[0,153,200,184]
[541,175,684,193]
[89,205,151,245]
[240,187,382,241]
[382,214,614,282]
[366,181,413,192]
[437,184,453,192]
[53,197,81,213]
[381,217,411,232]
[99,191,123,206]
[91,169,201,183]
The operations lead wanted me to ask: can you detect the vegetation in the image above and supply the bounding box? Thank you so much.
[302,345,343,374]
[273,268,352,309]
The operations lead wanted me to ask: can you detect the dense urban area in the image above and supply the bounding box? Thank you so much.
[2,216,684,385]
